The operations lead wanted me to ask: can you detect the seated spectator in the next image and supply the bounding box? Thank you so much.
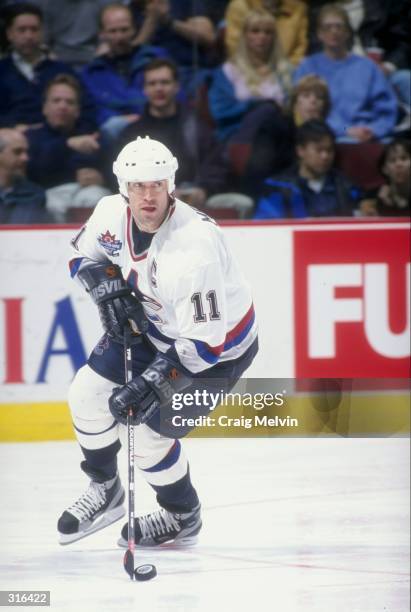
[128,0,216,93]
[81,3,168,142]
[0,127,50,224]
[208,10,294,195]
[0,3,96,131]
[294,3,398,143]
[289,74,330,125]
[115,58,227,208]
[254,119,362,218]
[362,139,410,217]
[32,0,115,70]
[26,74,111,222]
[306,0,410,114]
[225,0,308,65]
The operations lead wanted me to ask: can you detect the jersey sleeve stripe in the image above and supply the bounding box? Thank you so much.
[224,304,256,350]
[192,339,222,364]
[69,257,84,278]
[191,304,256,364]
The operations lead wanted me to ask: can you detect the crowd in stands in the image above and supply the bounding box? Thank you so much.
[0,0,409,224]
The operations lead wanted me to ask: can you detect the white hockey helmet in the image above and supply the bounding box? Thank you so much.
[113,136,179,198]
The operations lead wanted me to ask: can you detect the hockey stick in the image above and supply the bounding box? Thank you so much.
[123,328,135,580]
[122,328,157,582]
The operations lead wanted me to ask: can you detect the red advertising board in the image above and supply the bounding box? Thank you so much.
[294,227,410,378]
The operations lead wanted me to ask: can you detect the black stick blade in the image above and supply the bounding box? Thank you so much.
[123,549,134,580]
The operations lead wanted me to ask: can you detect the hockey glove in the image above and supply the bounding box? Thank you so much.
[77,262,148,342]
[109,354,192,425]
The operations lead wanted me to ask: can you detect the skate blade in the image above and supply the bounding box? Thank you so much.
[59,505,126,545]
[117,534,199,549]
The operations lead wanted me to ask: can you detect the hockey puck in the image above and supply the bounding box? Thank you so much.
[134,564,157,581]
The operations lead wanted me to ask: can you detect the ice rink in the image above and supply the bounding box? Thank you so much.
[0,437,409,612]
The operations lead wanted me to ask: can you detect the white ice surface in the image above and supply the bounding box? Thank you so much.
[0,437,409,612]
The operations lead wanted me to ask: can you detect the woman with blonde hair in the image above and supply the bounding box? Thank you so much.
[208,10,294,197]
[209,10,292,141]
[225,0,308,65]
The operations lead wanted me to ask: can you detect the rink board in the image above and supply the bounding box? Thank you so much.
[1,219,410,440]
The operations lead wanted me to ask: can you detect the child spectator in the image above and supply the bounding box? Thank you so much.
[290,74,330,125]
[254,119,362,218]
[373,139,410,216]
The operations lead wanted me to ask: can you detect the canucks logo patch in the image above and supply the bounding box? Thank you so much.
[97,230,122,256]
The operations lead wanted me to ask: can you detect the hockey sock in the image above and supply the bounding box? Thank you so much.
[80,439,121,480]
[151,468,200,514]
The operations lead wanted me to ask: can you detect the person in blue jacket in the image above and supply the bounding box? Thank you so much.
[254,120,362,218]
[81,3,168,142]
[293,3,398,143]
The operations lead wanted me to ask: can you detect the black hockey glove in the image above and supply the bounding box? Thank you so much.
[77,262,148,342]
[108,354,192,425]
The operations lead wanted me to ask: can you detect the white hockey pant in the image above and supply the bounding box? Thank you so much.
[68,365,188,487]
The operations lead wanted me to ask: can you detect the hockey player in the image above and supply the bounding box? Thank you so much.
[58,136,258,547]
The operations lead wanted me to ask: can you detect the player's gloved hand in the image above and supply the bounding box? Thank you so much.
[77,262,148,342]
[109,354,192,425]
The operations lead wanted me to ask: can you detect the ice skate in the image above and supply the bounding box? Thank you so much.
[58,462,125,545]
[118,504,202,548]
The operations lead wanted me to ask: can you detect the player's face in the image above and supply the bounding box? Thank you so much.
[127,180,170,232]
[0,132,29,177]
[101,8,135,56]
[7,14,42,58]
[297,137,335,178]
[43,84,80,129]
[143,67,179,112]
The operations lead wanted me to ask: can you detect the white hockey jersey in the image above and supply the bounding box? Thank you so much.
[70,195,258,374]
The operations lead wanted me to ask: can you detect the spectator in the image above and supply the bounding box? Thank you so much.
[306,0,411,112]
[115,58,227,209]
[0,127,50,224]
[225,0,308,65]
[254,119,362,218]
[294,3,398,143]
[26,74,111,222]
[81,3,167,142]
[289,74,330,125]
[128,0,216,93]
[32,0,114,70]
[0,2,96,130]
[372,139,410,216]
[208,10,293,196]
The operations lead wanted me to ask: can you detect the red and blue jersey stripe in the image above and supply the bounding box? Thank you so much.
[192,304,256,365]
